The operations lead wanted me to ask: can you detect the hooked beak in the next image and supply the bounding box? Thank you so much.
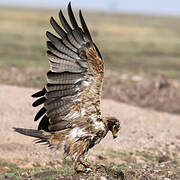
[112,127,118,139]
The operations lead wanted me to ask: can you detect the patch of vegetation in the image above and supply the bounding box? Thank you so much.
[0,160,17,168]
[107,148,136,163]
[0,158,73,180]
[105,150,180,180]
[135,151,157,161]
[0,150,179,180]
[2,167,73,180]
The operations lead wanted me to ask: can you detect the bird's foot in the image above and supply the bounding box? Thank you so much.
[74,161,92,174]
[73,167,92,174]
[74,161,106,174]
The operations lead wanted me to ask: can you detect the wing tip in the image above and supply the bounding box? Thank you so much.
[58,9,72,33]
[68,1,72,8]
[50,16,55,25]
[79,10,92,41]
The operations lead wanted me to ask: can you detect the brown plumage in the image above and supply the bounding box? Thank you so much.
[14,2,120,173]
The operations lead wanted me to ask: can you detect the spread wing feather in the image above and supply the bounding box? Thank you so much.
[32,2,104,132]
[50,17,66,38]
[47,42,77,62]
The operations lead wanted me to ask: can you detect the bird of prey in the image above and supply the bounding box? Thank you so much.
[14,2,120,173]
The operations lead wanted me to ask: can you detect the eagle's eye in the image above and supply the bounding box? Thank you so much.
[105,116,120,138]
[112,124,120,139]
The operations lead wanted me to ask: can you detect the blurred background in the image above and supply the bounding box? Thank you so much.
[0,0,180,114]
[0,1,180,179]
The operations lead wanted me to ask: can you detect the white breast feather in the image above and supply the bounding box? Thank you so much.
[70,127,86,138]
[91,113,105,130]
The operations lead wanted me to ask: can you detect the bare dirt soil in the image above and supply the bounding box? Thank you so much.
[1,68,180,115]
[0,85,180,179]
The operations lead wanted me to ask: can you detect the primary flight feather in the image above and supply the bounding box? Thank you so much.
[14,2,120,173]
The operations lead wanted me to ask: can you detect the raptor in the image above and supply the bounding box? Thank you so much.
[14,2,120,173]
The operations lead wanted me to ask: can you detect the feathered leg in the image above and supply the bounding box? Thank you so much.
[74,153,105,173]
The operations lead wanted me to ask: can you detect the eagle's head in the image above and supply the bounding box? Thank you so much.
[104,116,120,139]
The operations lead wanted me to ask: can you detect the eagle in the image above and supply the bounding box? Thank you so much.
[14,2,120,173]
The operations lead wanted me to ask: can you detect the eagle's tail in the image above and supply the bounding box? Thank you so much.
[13,128,45,138]
[13,127,52,145]
[13,127,66,149]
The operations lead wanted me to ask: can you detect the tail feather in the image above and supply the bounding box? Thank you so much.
[13,127,65,150]
[13,127,48,140]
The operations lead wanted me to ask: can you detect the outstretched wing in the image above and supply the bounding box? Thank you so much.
[32,3,104,132]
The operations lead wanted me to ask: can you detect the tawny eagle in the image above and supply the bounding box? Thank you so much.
[14,2,120,173]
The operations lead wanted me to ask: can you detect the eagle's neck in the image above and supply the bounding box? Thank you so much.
[102,116,111,131]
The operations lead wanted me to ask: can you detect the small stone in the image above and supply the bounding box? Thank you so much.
[33,161,41,167]
[101,177,107,180]
[86,168,92,172]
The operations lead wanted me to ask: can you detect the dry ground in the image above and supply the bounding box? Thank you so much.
[0,85,179,179]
